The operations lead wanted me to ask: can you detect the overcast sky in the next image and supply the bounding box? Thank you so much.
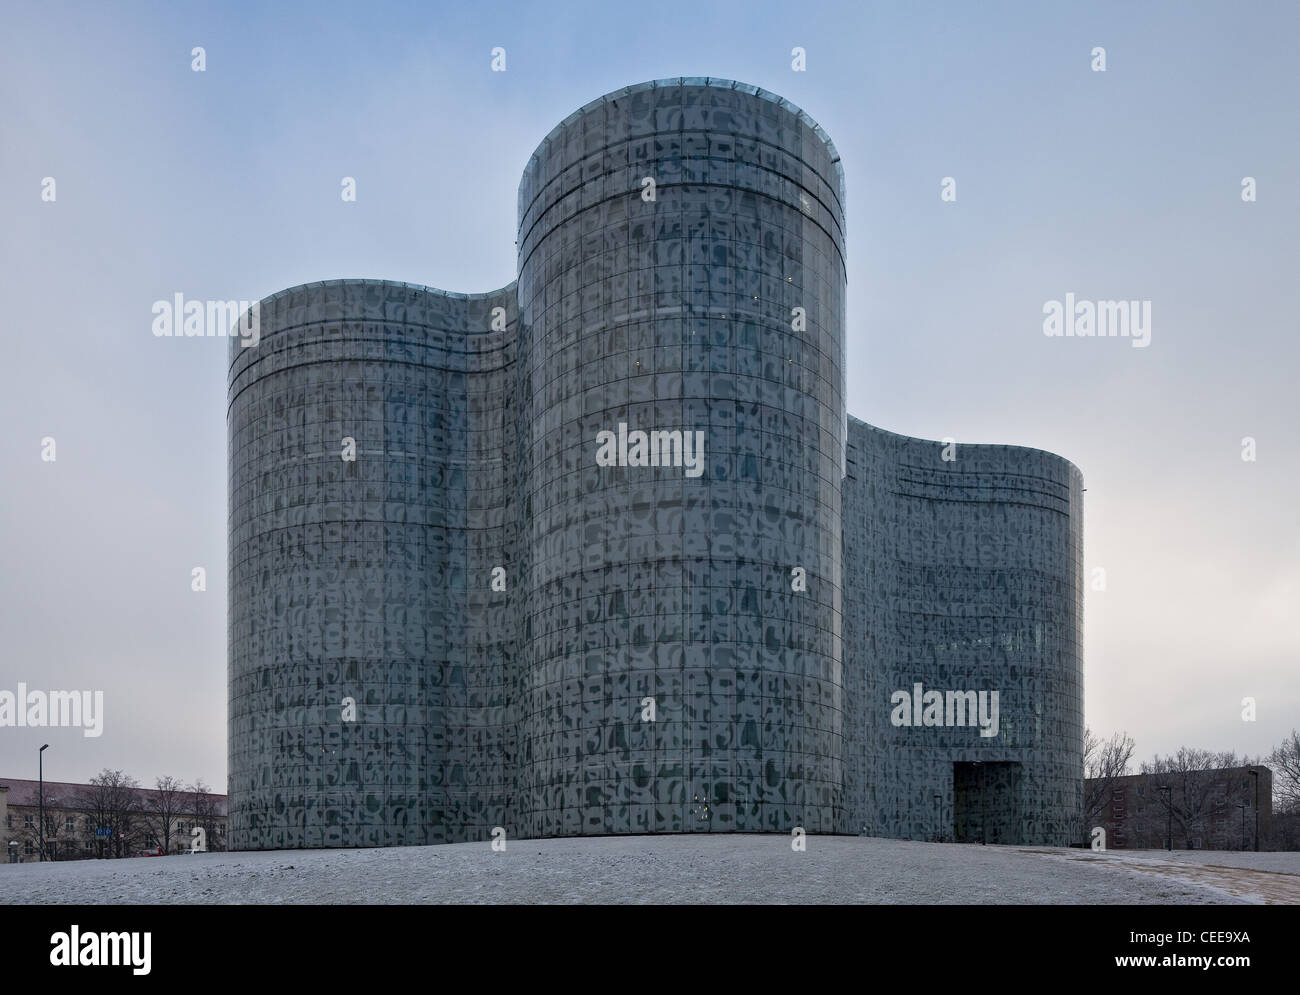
[1,0,1296,792]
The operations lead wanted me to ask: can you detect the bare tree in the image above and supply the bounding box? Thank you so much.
[1082,728,1136,841]
[186,779,225,852]
[16,786,70,861]
[74,770,142,858]
[143,776,186,855]
[1142,748,1240,849]
[1268,729,1300,810]
[1269,799,1300,850]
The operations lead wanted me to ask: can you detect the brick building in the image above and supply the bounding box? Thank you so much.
[0,778,227,863]
[1085,766,1272,851]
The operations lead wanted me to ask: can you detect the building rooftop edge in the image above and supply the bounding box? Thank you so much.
[255,278,519,308]
[521,77,845,200]
[849,413,1085,481]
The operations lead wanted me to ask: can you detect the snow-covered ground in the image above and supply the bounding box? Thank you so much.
[2,835,1297,904]
[1042,846,1300,904]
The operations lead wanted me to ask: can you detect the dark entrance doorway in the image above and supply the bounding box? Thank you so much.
[953,761,1022,844]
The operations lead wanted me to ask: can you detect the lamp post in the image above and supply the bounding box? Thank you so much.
[38,744,49,862]
[982,764,987,845]
[1249,769,1259,851]
[1159,784,1172,851]
[972,761,987,845]
[934,793,942,843]
[1236,802,1247,851]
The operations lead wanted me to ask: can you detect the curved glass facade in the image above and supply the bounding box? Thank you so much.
[228,79,1082,850]
[841,421,1084,844]
[228,281,517,847]
[514,81,846,837]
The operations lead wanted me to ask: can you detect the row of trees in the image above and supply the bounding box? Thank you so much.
[1266,729,1300,849]
[1082,727,1300,850]
[17,769,225,860]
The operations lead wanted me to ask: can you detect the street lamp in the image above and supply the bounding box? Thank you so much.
[1158,784,1172,851]
[1249,769,1260,852]
[38,744,49,862]
[1236,802,1247,851]
[972,761,987,845]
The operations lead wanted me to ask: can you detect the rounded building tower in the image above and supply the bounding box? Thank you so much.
[514,79,847,836]
[228,280,517,849]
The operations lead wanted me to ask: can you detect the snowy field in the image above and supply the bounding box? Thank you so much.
[3,835,1297,904]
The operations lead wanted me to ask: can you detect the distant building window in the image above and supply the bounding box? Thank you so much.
[1137,786,1144,797]
[4,814,10,829]
[1191,838,1203,849]
[23,815,34,829]
[84,841,93,852]
[65,817,75,832]
[24,841,33,855]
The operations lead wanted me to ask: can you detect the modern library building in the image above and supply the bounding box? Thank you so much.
[228,79,1084,850]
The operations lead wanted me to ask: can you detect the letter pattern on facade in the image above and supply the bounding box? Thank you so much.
[228,79,1083,849]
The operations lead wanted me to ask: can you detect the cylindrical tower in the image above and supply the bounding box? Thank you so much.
[227,279,516,849]
[514,79,848,836]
